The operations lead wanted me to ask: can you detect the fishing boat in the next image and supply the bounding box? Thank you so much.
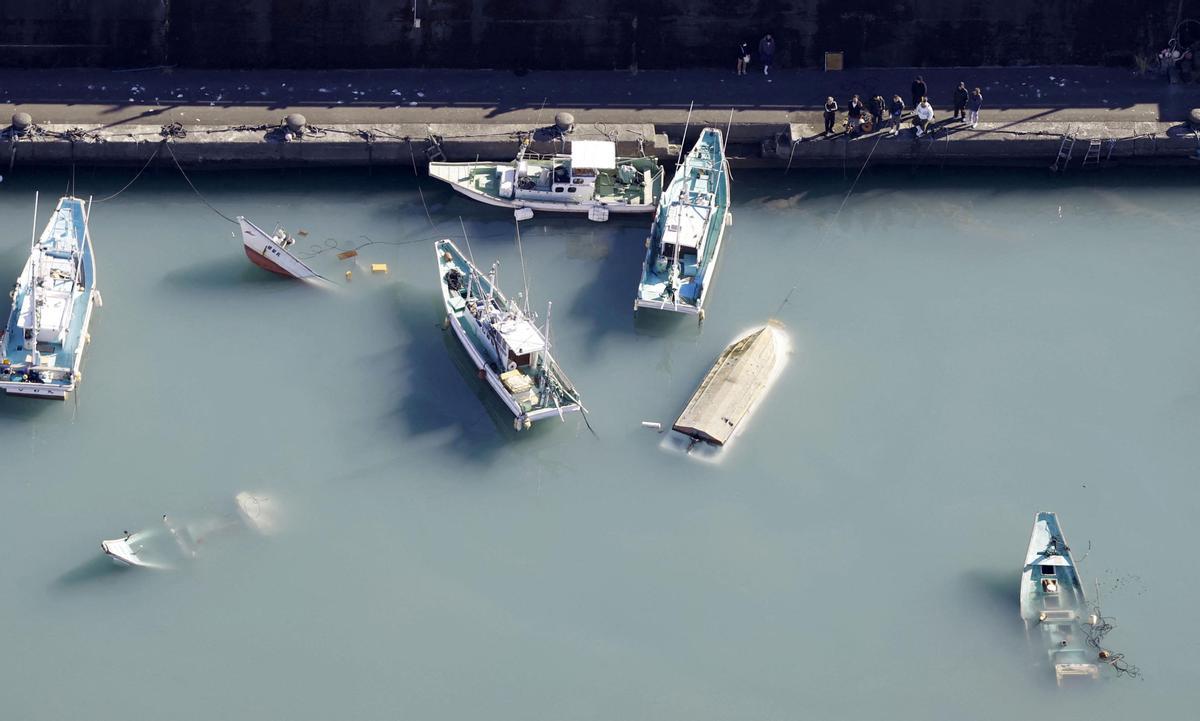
[435,238,584,430]
[0,195,100,400]
[1019,512,1101,685]
[237,216,319,279]
[428,139,663,220]
[634,127,731,320]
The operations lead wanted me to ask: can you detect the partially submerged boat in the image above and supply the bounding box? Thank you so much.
[238,216,319,279]
[428,139,663,220]
[674,321,785,447]
[635,127,731,320]
[102,493,279,570]
[1020,512,1101,685]
[435,238,584,430]
[0,195,100,400]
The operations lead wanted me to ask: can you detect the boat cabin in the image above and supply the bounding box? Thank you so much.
[17,248,79,344]
[491,314,545,370]
[655,201,710,279]
[499,140,617,202]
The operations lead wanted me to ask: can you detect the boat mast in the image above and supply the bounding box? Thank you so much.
[677,101,694,165]
[29,192,40,368]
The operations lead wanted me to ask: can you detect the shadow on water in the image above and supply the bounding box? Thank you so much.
[52,555,133,589]
[374,283,518,466]
[160,254,302,293]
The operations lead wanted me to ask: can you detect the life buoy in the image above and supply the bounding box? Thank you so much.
[507,361,517,371]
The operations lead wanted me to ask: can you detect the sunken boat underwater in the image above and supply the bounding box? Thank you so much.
[674,321,785,447]
[1020,512,1102,685]
[635,127,731,320]
[0,195,100,400]
[435,239,584,431]
[428,139,663,220]
[237,216,320,280]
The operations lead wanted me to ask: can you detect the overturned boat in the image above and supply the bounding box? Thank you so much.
[429,139,663,220]
[1020,512,1101,685]
[674,321,786,447]
[635,127,731,320]
[0,195,100,399]
[238,216,319,279]
[435,238,584,430]
[102,493,280,570]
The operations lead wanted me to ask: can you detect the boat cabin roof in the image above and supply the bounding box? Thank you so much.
[570,140,616,170]
[494,315,545,355]
[1024,517,1073,567]
[662,201,711,251]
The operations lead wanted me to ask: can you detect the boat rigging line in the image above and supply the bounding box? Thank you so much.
[512,216,531,314]
[677,101,694,165]
[163,141,238,225]
[828,131,885,233]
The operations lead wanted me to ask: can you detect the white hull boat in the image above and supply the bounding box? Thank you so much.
[1019,512,1101,685]
[429,140,663,220]
[435,238,584,430]
[0,195,99,400]
[238,216,319,280]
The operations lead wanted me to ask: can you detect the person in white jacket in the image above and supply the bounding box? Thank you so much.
[914,97,935,137]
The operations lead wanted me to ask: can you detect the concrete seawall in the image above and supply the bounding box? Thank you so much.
[8,119,1198,172]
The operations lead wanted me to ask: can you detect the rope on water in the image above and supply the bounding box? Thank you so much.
[164,141,238,225]
[95,140,164,202]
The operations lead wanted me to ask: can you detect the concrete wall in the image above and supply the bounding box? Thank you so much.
[0,1,1182,70]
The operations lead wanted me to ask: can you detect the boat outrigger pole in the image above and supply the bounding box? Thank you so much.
[29,192,40,368]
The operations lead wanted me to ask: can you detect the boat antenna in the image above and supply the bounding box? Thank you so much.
[513,216,531,314]
[677,101,694,165]
[544,300,552,349]
[721,108,736,181]
[457,216,475,267]
[74,196,92,289]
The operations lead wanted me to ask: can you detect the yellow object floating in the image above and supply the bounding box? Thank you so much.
[345,270,353,281]
[371,263,388,274]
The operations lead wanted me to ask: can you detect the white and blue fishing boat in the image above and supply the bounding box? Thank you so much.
[634,127,731,320]
[0,195,99,399]
[435,238,583,431]
[1019,512,1101,685]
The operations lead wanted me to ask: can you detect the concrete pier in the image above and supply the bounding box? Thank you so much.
[2,66,1200,169]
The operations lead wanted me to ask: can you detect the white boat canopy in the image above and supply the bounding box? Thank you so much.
[495,316,546,355]
[661,203,710,251]
[570,140,616,170]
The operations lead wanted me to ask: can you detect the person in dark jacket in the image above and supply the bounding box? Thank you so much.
[823,96,838,135]
[869,95,885,129]
[846,94,864,134]
[736,42,750,75]
[952,81,969,121]
[967,87,983,128]
[758,34,776,75]
[910,76,927,109]
[888,95,905,136]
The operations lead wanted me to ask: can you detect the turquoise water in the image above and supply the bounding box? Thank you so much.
[0,165,1196,719]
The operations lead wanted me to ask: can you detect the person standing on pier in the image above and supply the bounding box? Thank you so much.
[967,87,983,128]
[914,97,935,137]
[869,94,885,130]
[911,76,927,109]
[736,41,750,75]
[953,81,969,121]
[823,96,838,135]
[759,34,776,75]
[847,94,864,134]
[888,95,906,136]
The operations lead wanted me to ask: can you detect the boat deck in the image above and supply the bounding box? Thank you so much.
[431,156,661,208]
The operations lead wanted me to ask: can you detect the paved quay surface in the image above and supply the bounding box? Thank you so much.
[4,66,1200,167]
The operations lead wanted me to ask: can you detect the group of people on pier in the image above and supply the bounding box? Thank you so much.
[821,77,983,139]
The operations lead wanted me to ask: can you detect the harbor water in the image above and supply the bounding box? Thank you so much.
[0,164,1196,719]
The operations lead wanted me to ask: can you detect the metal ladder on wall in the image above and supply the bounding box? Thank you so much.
[1082,139,1103,167]
[1051,133,1076,172]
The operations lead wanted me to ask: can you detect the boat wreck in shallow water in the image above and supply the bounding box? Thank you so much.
[635,127,731,320]
[673,321,784,447]
[428,139,663,220]
[0,195,100,400]
[237,216,320,280]
[435,238,584,431]
[1019,512,1101,685]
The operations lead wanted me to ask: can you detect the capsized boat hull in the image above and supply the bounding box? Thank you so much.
[238,216,319,280]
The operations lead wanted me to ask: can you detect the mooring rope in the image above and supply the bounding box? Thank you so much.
[95,141,163,202]
[164,141,237,225]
